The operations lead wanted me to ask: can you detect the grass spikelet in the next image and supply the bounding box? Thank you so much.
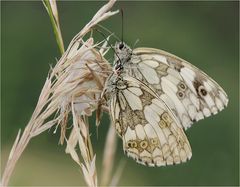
[1,1,119,186]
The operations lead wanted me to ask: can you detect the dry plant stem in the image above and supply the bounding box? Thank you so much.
[1,77,53,187]
[109,159,127,187]
[101,125,125,186]
[1,1,118,186]
[101,125,118,186]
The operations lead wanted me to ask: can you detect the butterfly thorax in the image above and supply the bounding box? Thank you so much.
[113,42,132,75]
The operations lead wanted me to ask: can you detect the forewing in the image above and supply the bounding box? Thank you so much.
[128,47,228,129]
[109,76,192,167]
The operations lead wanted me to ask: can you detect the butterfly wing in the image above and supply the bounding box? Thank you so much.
[127,47,228,130]
[108,75,192,167]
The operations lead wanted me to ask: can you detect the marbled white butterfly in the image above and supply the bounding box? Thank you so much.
[102,42,228,167]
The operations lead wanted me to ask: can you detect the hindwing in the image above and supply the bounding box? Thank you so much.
[108,75,192,166]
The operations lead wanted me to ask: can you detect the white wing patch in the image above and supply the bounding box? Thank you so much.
[138,62,160,84]
[123,89,143,110]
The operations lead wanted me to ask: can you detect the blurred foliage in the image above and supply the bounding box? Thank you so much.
[1,1,239,186]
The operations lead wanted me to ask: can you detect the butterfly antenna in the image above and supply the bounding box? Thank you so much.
[96,24,121,42]
[133,39,140,48]
[95,28,122,63]
[121,8,124,44]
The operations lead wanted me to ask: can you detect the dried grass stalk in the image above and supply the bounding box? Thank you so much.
[110,159,126,187]
[101,125,118,186]
[1,1,118,186]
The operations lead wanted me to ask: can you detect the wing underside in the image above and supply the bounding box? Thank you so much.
[109,76,192,167]
[126,48,228,129]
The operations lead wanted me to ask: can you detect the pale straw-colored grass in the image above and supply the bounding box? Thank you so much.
[1,1,120,186]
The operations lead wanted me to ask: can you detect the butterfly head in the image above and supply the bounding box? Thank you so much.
[113,42,132,75]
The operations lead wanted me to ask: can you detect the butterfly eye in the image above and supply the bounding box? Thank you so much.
[119,43,124,49]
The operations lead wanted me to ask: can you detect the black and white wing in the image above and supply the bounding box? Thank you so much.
[127,47,228,129]
[107,75,192,167]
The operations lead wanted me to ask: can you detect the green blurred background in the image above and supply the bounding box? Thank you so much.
[1,1,239,186]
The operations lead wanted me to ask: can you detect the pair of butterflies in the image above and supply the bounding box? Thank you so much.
[102,41,228,167]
